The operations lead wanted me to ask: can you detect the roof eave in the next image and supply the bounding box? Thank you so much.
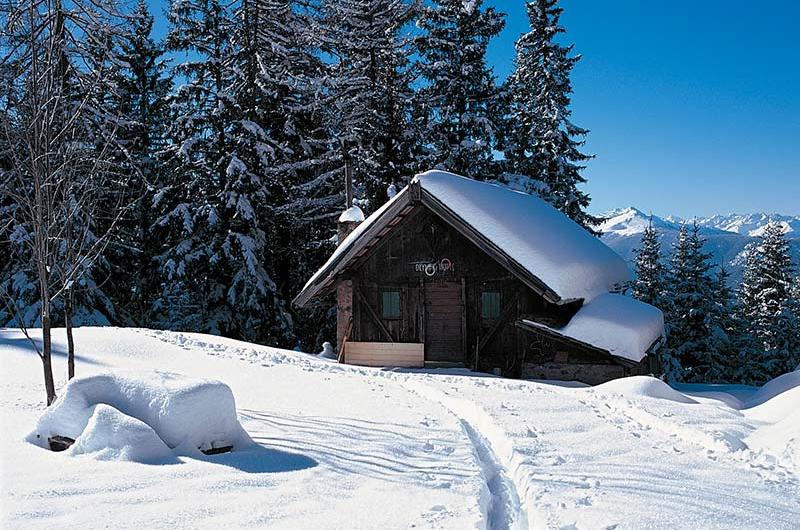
[293,188,414,308]
[515,319,642,367]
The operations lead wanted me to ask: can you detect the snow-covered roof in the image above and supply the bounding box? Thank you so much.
[338,205,365,223]
[417,171,631,301]
[296,170,632,306]
[521,293,665,363]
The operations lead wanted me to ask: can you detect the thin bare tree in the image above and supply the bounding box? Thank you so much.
[1,0,136,403]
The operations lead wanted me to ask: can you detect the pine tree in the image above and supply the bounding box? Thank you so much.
[318,0,419,210]
[501,0,597,231]
[631,218,669,310]
[154,0,239,334]
[416,0,505,180]
[738,223,798,380]
[664,222,725,382]
[105,0,173,324]
[250,0,340,350]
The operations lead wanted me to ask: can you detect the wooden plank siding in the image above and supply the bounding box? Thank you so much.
[344,342,424,368]
[341,206,590,376]
[313,201,645,384]
[424,281,464,362]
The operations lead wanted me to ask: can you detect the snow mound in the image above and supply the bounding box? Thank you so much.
[594,376,697,404]
[743,370,800,410]
[28,371,252,455]
[559,293,665,362]
[318,341,336,359]
[338,205,365,223]
[69,404,173,463]
[743,371,800,472]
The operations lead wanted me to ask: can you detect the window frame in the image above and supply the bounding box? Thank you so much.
[480,290,502,320]
[380,289,402,320]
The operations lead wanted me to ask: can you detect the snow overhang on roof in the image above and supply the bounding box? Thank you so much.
[293,170,632,308]
[518,293,666,364]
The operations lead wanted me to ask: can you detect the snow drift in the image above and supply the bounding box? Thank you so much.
[742,369,800,471]
[27,371,252,456]
[68,404,174,463]
[595,375,698,404]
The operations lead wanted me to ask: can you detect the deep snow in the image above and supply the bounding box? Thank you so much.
[28,371,252,455]
[68,404,174,463]
[1,327,798,529]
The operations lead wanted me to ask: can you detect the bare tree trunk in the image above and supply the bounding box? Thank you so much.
[41,312,57,405]
[65,286,75,379]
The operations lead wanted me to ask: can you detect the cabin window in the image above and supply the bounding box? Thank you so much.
[381,290,401,319]
[481,291,501,319]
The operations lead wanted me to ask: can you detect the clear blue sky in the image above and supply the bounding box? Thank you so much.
[488,0,800,217]
[146,0,799,217]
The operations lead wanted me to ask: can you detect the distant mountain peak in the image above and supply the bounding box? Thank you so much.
[595,207,678,237]
[595,207,800,283]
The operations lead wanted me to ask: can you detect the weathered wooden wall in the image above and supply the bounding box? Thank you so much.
[334,204,636,383]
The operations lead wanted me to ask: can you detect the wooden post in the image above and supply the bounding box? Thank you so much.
[338,318,353,364]
[343,144,353,209]
[336,279,354,357]
[461,278,467,358]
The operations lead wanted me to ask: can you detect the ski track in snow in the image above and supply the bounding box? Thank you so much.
[140,329,531,529]
[400,380,529,530]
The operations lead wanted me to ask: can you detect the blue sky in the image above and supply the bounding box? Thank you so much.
[489,0,800,217]
[147,0,799,217]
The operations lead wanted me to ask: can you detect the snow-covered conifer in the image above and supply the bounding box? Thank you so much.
[502,0,597,232]
[632,218,669,310]
[416,0,505,180]
[318,0,419,210]
[664,223,725,382]
[101,0,173,324]
[153,0,239,334]
[738,223,799,380]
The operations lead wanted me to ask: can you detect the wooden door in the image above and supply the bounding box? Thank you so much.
[424,281,464,362]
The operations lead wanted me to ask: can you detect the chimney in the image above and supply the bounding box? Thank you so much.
[337,150,363,245]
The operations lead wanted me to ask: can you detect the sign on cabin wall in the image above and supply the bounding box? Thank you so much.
[409,258,456,278]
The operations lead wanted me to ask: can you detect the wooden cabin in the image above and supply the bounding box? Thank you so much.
[294,171,665,384]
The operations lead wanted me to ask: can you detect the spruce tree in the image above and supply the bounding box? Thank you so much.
[242,0,350,347]
[416,0,505,180]
[502,0,597,231]
[106,0,173,324]
[632,218,669,310]
[738,223,799,380]
[154,0,239,334]
[664,223,725,382]
[318,0,419,210]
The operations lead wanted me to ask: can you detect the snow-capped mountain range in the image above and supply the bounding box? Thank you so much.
[597,208,800,281]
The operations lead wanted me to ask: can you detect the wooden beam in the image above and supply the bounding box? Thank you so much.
[293,188,412,308]
[476,291,520,357]
[461,278,467,357]
[338,318,353,364]
[355,289,394,342]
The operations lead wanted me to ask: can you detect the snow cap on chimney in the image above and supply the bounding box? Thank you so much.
[337,205,364,246]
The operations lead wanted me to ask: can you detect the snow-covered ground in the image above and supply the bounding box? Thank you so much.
[1,328,798,529]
